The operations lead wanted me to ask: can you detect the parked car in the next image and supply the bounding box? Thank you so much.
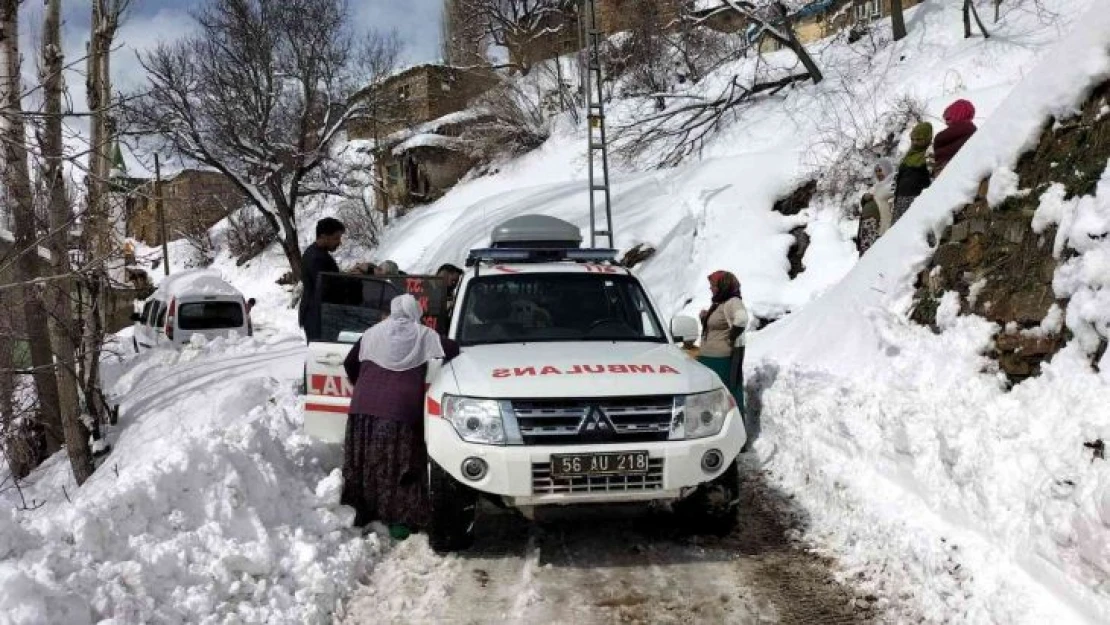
[132,270,252,350]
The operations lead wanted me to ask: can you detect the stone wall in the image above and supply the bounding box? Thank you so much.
[349,66,497,140]
[128,170,246,246]
[911,80,1110,383]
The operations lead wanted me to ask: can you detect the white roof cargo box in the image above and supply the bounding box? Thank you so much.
[489,215,582,249]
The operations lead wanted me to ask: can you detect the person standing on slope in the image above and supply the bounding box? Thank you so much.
[342,294,460,540]
[698,271,756,447]
[892,122,934,223]
[856,158,896,255]
[933,99,977,175]
[299,218,345,340]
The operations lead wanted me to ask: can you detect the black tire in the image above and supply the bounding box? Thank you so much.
[673,459,741,536]
[132,336,140,353]
[427,460,478,554]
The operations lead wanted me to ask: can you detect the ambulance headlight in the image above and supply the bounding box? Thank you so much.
[681,388,731,439]
[442,395,506,445]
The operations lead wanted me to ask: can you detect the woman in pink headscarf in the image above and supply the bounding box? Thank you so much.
[933,99,977,174]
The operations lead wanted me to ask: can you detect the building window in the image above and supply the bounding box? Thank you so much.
[386,162,402,186]
[856,0,882,21]
[398,84,411,100]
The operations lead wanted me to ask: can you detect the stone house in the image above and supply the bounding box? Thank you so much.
[127,169,246,246]
[349,65,498,210]
[348,65,497,140]
[375,112,495,208]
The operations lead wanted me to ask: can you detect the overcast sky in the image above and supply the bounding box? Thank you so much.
[11,1,443,175]
[31,0,443,90]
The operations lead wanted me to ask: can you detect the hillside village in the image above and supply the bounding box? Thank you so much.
[2,1,1109,624]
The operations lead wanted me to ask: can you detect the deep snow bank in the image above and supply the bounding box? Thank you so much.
[0,334,380,625]
[751,5,1110,622]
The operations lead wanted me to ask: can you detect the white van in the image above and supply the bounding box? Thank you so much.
[132,270,252,350]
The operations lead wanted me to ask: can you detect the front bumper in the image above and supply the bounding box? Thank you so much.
[425,408,746,507]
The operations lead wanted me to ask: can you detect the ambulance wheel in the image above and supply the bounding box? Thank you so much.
[674,459,740,536]
[427,460,478,554]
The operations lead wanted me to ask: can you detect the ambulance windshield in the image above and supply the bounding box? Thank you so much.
[457,273,666,346]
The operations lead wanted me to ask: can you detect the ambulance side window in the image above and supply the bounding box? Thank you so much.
[154,301,167,328]
[141,301,154,324]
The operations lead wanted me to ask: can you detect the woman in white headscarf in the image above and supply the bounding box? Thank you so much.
[856,158,896,254]
[341,294,460,540]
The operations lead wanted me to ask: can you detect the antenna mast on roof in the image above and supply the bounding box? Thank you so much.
[580,0,614,249]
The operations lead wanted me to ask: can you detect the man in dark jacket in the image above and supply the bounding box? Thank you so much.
[299,218,345,339]
[933,99,977,174]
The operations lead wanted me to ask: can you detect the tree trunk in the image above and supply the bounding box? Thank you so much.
[891,0,908,41]
[267,180,304,282]
[0,267,27,478]
[962,0,990,39]
[969,0,990,39]
[1,0,65,458]
[774,3,823,84]
[42,0,93,485]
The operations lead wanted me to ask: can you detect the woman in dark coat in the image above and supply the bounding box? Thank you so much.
[892,122,934,223]
[933,99,977,174]
[341,294,460,540]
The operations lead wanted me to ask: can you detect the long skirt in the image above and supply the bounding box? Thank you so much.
[892,195,916,223]
[699,353,759,449]
[698,354,744,412]
[341,415,430,529]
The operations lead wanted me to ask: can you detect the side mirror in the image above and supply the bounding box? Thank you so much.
[131,312,142,323]
[670,315,700,344]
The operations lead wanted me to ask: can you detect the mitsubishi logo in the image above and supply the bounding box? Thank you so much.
[579,406,616,440]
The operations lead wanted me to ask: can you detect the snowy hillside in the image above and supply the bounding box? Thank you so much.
[3,1,1108,623]
[749,6,1110,625]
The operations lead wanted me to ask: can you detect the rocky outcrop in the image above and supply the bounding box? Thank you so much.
[912,80,1110,384]
[773,180,817,280]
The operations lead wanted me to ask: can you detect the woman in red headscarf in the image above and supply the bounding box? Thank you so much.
[698,271,749,416]
[933,99,977,174]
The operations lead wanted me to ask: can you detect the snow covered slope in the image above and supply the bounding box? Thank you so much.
[0,334,383,624]
[749,5,1110,623]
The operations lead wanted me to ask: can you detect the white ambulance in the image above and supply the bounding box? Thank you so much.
[305,216,748,552]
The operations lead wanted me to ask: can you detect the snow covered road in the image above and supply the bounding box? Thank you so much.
[341,460,871,625]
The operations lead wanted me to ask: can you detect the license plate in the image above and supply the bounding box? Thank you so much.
[550,451,650,478]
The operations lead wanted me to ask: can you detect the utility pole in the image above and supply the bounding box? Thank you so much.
[580,0,614,249]
[154,154,169,275]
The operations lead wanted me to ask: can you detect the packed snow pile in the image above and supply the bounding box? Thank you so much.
[750,5,1110,623]
[0,334,383,625]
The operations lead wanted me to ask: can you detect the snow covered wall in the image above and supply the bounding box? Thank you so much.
[750,5,1110,623]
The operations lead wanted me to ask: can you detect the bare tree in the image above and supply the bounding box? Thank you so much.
[471,0,576,73]
[694,1,823,83]
[620,0,824,165]
[37,0,95,485]
[1,0,65,463]
[76,0,129,477]
[128,0,393,283]
[347,30,402,224]
[964,0,991,38]
[441,0,488,66]
[891,0,907,41]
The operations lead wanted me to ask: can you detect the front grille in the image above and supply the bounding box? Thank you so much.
[531,458,665,495]
[511,397,675,445]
